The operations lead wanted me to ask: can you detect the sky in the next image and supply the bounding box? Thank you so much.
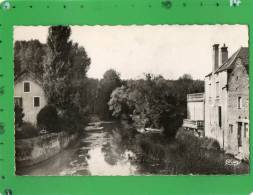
[14,25,248,80]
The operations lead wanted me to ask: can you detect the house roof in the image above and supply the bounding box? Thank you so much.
[205,47,249,77]
[14,70,42,85]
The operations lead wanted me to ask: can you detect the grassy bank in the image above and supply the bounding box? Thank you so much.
[113,125,249,175]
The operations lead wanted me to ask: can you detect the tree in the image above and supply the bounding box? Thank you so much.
[43,26,91,131]
[96,69,122,119]
[43,26,72,111]
[15,104,24,128]
[108,73,204,138]
[108,86,130,118]
[14,40,46,79]
[175,74,204,118]
[85,78,99,114]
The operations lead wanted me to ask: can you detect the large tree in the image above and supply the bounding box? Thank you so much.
[96,69,122,119]
[14,40,46,78]
[43,26,91,131]
[109,73,204,138]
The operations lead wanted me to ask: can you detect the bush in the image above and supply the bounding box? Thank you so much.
[15,122,39,139]
[201,137,220,150]
[174,128,230,174]
[37,105,60,132]
[59,106,88,133]
[15,104,24,128]
[176,128,220,151]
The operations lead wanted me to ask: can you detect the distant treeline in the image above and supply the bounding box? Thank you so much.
[14,26,204,137]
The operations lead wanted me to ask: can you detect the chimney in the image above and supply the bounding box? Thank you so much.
[221,44,228,65]
[213,44,219,73]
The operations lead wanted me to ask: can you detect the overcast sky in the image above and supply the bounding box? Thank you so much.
[14,25,248,80]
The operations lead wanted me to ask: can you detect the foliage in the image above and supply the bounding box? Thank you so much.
[108,73,204,138]
[43,26,91,131]
[15,122,39,139]
[176,128,220,151]
[37,105,60,132]
[15,104,24,128]
[14,40,46,79]
[96,69,122,120]
[60,106,89,133]
[172,128,234,174]
[82,78,99,114]
[108,86,130,118]
[174,74,204,118]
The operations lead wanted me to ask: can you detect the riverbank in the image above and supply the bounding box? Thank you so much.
[16,121,249,175]
[16,131,78,168]
[112,123,249,175]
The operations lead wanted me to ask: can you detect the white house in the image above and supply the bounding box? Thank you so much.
[14,70,47,125]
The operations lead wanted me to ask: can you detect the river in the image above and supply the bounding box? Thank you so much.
[18,121,249,176]
[18,122,141,176]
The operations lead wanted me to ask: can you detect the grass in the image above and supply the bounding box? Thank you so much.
[114,126,249,175]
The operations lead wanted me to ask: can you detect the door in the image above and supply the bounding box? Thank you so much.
[238,122,242,148]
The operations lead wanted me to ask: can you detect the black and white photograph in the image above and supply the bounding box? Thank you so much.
[14,25,249,176]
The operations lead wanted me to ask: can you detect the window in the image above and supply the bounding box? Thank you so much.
[33,97,40,107]
[244,123,249,138]
[24,82,30,92]
[238,122,242,147]
[14,97,23,107]
[229,124,233,134]
[218,106,222,127]
[216,82,220,97]
[209,84,212,98]
[238,97,242,109]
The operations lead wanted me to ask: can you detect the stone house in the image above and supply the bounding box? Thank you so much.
[14,70,47,125]
[205,44,249,160]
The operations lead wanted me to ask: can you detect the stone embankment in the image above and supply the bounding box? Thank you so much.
[16,132,78,167]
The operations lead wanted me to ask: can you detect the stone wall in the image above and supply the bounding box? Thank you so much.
[204,71,228,149]
[226,58,249,160]
[16,132,78,167]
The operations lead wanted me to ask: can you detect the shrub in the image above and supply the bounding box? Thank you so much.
[37,105,60,132]
[15,122,39,139]
[15,104,24,128]
[59,106,88,133]
[174,128,230,174]
[201,137,220,150]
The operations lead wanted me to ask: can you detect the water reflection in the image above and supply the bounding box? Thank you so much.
[86,147,137,175]
[59,124,138,176]
[17,121,249,176]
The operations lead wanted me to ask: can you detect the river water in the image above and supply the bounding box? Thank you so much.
[18,122,141,176]
[18,122,249,176]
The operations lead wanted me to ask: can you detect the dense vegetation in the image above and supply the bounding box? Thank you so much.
[14,25,204,139]
[108,74,204,137]
[15,26,91,134]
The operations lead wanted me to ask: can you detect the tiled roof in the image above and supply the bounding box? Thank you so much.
[205,47,249,77]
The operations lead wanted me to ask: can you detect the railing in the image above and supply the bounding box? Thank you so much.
[183,119,205,137]
[187,93,204,102]
[183,119,204,130]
